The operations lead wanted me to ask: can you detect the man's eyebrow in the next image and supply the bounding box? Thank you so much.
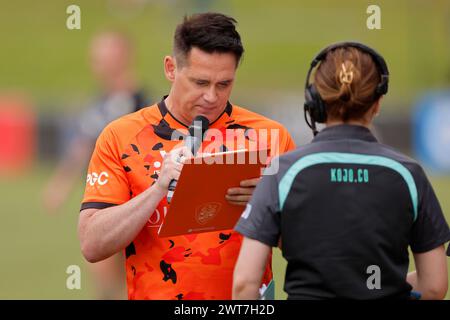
[188,77,234,84]
[189,77,209,82]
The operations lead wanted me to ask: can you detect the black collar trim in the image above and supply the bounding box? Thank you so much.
[312,124,378,143]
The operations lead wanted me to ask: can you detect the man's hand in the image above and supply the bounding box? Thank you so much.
[226,177,261,206]
[154,147,191,192]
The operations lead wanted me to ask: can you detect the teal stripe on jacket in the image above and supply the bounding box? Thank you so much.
[278,152,418,221]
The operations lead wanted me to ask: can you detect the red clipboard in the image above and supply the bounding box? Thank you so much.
[158,149,269,237]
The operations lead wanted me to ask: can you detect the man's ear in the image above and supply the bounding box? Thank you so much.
[164,56,176,82]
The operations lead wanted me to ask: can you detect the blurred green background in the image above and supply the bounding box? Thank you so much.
[1,0,450,109]
[0,0,449,299]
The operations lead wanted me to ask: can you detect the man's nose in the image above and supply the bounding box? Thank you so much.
[203,86,218,104]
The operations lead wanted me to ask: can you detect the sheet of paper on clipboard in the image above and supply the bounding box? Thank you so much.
[158,148,270,237]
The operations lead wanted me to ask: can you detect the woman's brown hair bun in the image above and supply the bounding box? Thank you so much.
[314,47,380,122]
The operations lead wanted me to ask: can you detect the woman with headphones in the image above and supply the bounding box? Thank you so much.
[232,42,450,299]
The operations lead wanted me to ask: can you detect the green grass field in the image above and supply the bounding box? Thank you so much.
[0,164,448,299]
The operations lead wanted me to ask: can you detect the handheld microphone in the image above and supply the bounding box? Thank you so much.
[167,115,209,203]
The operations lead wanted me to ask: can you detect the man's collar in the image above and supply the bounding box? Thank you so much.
[157,95,233,127]
[312,124,378,143]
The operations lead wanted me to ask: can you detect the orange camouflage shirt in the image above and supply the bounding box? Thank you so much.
[81,98,296,300]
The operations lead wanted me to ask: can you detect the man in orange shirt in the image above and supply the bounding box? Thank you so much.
[78,13,295,300]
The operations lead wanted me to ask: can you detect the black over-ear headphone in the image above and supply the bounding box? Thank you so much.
[304,41,390,135]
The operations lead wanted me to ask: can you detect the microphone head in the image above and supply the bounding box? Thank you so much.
[188,115,210,137]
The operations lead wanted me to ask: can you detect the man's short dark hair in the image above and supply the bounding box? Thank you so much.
[173,12,244,66]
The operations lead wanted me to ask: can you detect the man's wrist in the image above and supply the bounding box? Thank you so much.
[152,181,168,199]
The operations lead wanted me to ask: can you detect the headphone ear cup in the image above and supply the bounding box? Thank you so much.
[304,85,314,109]
[304,84,317,118]
[376,79,388,98]
[307,84,327,123]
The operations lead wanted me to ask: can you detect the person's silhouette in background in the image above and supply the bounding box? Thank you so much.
[43,31,149,299]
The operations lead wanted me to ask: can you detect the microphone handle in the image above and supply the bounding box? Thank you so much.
[167,180,176,203]
[168,179,177,191]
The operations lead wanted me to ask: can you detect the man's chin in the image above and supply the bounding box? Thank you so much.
[193,107,224,123]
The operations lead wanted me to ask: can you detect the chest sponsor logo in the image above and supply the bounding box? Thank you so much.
[147,206,168,227]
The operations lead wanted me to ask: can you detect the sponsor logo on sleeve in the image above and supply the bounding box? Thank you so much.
[86,171,109,186]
